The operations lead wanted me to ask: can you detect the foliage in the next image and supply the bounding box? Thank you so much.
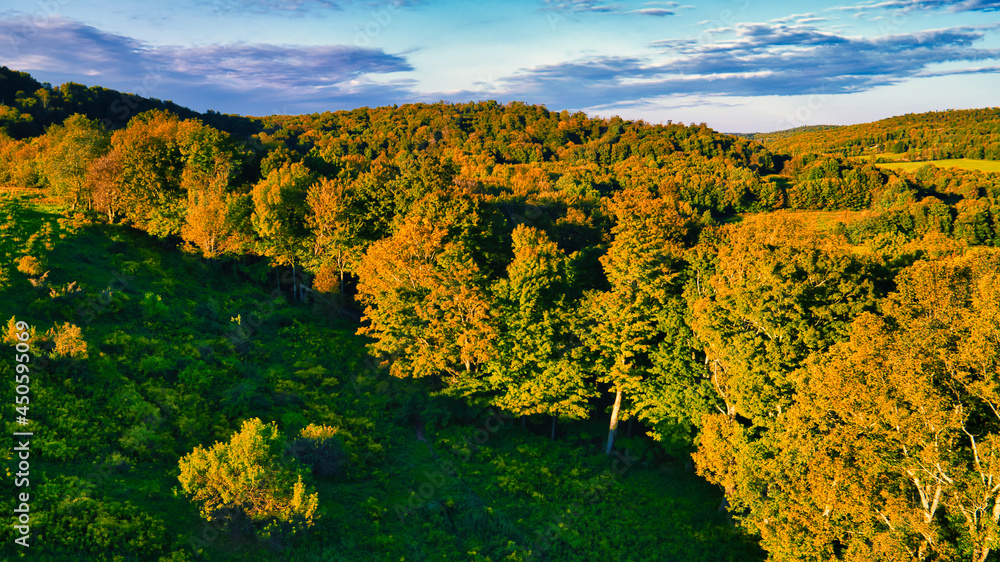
[37,113,109,209]
[485,224,593,419]
[764,107,1000,161]
[697,249,1000,561]
[177,418,319,540]
[290,423,347,479]
[16,254,45,276]
[356,190,501,391]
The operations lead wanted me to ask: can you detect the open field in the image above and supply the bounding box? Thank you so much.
[868,157,1000,173]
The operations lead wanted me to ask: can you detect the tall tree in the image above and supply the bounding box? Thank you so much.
[87,151,124,223]
[306,177,362,294]
[110,110,188,236]
[38,114,109,209]
[356,191,502,394]
[581,188,692,454]
[181,155,245,259]
[695,250,1000,561]
[110,109,240,238]
[485,224,594,429]
[689,215,878,425]
[251,161,314,301]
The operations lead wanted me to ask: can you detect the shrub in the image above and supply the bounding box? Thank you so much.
[45,322,88,359]
[17,254,45,276]
[141,292,169,320]
[292,423,347,478]
[177,418,319,542]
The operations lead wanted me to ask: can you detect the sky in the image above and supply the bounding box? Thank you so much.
[0,0,998,132]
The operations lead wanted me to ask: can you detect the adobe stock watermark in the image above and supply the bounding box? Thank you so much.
[354,2,404,47]
[393,408,513,521]
[547,10,569,31]
[223,269,317,354]
[100,62,167,130]
[510,202,544,227]
[3,0,72,57]
[75,269,134,324]
[209,0,246,19]
[694,0,751,47]
[527,448,640,559]
[865,5,911,37]
[774,92,830,131]
[473,73,501,99]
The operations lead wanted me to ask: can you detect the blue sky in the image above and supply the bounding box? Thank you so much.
[0,0,998,132]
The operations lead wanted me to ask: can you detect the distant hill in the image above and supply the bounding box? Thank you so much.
[745,125,841,144]
[757,108,1000,160]
[0,66,262,139]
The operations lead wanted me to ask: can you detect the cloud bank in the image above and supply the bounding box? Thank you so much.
[0,16,415,113]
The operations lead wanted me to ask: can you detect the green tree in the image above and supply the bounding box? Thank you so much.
[110,110,188,236]
[38,114,109,209]
[251,161,314,301]
[110,110,239,238]
[581,189,692,454]
[485,225,594,432]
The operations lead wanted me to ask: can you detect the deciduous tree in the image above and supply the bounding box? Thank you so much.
[485,225,593,429]
[251,161,314,301]
[178,418,319,540]
[580,189,692,454]
[356,191,502,394]
[38,114,108,209]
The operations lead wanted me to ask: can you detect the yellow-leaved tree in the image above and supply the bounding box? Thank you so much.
[178,418,319,542]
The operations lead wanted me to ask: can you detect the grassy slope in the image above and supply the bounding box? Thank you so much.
[0,190,762,562]
[872,158,1000,174]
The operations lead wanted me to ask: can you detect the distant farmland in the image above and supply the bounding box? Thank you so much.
[871,158,1000,174]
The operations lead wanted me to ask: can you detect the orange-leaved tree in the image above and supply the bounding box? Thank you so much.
[703,250,1000,562]
[356,190,503,394]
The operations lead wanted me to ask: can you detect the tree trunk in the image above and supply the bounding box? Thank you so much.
[719,494,731,513]
[606,388,623,455]
[292,261,298,302]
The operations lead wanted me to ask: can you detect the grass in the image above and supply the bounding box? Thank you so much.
[857,156,1000,174]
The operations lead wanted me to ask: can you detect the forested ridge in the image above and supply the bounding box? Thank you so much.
[760,107,1000,160]
[3,66,1000,560]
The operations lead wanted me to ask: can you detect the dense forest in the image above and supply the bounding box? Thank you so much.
[3,65,1000,560]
